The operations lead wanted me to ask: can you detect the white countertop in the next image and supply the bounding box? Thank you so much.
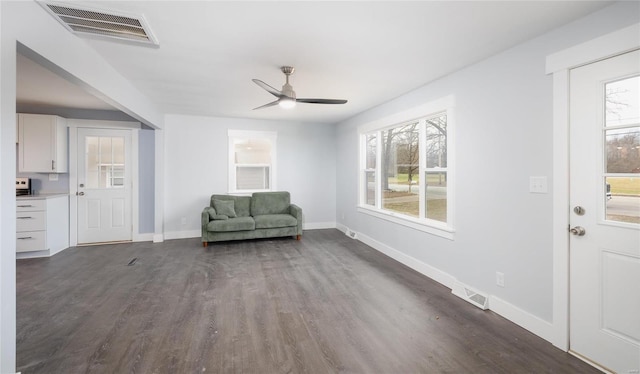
[17,193,69,200]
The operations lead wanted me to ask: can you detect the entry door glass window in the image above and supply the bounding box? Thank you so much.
[604,76,640,224]
[86,136,126,189]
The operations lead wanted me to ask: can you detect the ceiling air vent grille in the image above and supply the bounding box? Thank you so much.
[42,2,158,46]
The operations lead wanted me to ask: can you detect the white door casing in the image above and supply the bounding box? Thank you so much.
[569,50,640,373]
[77,128,132,244]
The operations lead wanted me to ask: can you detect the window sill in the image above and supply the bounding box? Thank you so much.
[357,205,454,240]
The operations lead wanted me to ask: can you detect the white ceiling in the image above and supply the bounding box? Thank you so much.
[18,1,612,124]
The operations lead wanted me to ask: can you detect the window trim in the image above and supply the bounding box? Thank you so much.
[357,96,455,239]
[228,130,277,194]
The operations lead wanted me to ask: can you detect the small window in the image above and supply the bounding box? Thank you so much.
[228,130,277,193]
[358,96,454,238]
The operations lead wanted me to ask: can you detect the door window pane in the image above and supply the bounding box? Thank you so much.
[606,127,640,173]
[605,176,640,224]
[606,76,640,127]
[86,137,100,189]
[85,136,125,189]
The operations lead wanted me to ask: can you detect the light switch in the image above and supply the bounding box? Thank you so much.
[529,176,548,193]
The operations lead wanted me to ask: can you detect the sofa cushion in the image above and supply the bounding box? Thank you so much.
[211,195,251,217]
[207,216,255,232]
[253,214,298,229]
[207,207,217,219]
[251,191,290,216]
[213,214,228,220]
[212,199,237,218]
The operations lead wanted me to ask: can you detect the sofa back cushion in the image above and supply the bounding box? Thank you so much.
[211,195,251,217]
[251,191,290,216]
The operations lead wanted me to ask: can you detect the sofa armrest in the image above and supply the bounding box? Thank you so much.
[289,204,303,236]
[202,207,211,239]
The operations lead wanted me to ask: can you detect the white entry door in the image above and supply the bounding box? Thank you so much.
[77,128,132,244]
[569,50,640,373]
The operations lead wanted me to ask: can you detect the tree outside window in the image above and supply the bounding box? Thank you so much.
[360,110,451,228]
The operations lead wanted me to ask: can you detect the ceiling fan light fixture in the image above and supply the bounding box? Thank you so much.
[278,97,296,109]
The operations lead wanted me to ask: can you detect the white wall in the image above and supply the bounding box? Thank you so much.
[163,114,337,239]
[0,2,165,371]
[335,0,639,339]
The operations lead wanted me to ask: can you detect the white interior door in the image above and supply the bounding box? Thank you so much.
[569,50,640,373]
[77,128,132,244]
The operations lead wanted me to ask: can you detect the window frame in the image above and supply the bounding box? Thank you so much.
[357,96,455,240]
[228,130,277,194]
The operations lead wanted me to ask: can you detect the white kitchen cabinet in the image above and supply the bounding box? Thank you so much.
[18,113,68,173]
[16,195,69,257]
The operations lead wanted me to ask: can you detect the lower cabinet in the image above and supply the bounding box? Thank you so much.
[16,195,69,257]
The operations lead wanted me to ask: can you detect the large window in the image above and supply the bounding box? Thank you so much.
[359,98,453,237]
[228,130,277,193]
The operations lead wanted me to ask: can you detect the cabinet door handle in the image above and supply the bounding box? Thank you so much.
[52,160,55,170]
[17,216,33,219]
[17,205,33,208]
[17,237,33,240]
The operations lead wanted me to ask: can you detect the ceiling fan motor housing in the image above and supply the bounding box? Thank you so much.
[280,66,296,99]
[281,66,295,75]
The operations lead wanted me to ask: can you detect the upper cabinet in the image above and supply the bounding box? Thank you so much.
[18,113,68,173]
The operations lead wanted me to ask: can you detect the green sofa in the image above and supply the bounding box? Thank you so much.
[201,191,302,246]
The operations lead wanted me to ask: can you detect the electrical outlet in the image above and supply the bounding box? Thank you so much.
[180,217,187,225]
[49,173,58,181]
[496,272,505,287]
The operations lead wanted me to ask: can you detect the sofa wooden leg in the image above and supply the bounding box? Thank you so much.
[296,235,301,241]
[203,242,208,247]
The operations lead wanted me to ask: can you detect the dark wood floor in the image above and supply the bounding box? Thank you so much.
[17,229,598,373]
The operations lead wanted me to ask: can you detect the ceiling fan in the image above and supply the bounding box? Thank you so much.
[252,66,348,110]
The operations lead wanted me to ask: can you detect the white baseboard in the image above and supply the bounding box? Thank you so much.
[303,222,336,230]
[153,233,164,243]
[49,245,68,257]
[17,250,51,260]
[349,228,555,346]
[16,245,69,259]
[134,233,154,242]
[164,230,200,240]
[356,231,457,289]
[488,295,554,343]
[336,222,348,233]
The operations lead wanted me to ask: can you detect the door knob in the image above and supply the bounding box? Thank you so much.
[77,191,85,196]
[570,226,586,236]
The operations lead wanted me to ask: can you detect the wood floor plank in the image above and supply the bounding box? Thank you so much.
[17,229,600,373]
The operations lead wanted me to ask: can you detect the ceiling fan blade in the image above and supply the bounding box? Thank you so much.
[296,98,348,105]
[253,100,280,110]
[252,79,282,97]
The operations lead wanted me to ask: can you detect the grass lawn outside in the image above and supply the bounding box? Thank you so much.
[607,177,640,196]
[382,190,447,222]
[388,173,447,186]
